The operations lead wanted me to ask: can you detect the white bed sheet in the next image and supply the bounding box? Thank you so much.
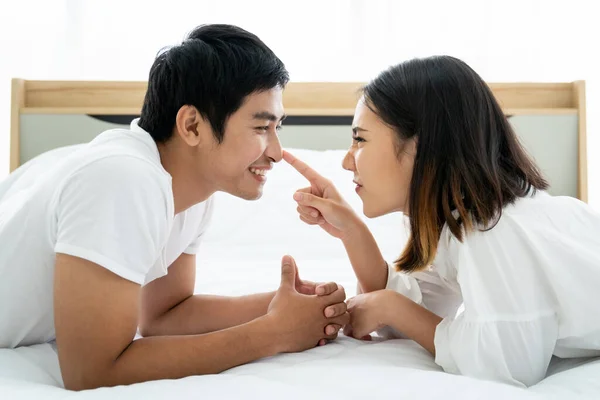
[2,149,599,399]
[2,256,599,399]
[0,338,541,400]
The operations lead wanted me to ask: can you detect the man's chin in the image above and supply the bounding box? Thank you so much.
[228,188,264,201]
[242,192,263,201]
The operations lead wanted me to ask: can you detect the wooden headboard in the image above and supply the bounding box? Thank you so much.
[10,79,587,201]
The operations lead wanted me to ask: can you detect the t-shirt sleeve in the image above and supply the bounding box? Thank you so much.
[183,195,215,255]
[54,156,173,285]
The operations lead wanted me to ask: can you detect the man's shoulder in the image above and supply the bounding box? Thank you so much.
[40,142,173,225]
[58,154,172,211]
[61,128,169,187]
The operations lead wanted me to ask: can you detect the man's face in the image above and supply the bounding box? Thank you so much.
[202,87,285,200]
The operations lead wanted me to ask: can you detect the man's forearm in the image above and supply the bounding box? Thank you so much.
[141,291,275,336]
[69,315,278,390]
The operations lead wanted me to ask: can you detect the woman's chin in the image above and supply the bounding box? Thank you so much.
[362,205,384,219]
[362,202,400,219]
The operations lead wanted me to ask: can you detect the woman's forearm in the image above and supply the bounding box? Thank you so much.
[382,290,442,355]
[342,221,388,293]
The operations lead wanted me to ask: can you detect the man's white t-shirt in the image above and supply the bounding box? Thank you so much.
[0,119,214,348]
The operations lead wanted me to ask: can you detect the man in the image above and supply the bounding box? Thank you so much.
[0,24,349,390]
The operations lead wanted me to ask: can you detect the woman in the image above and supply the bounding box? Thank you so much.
[283,55,600,387]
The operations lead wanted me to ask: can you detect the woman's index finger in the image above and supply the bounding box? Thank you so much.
[282,150,325,184]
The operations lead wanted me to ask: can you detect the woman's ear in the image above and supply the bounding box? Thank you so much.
[174,105,211,147]
[406,137,418,156]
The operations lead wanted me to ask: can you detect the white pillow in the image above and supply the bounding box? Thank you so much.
[202,148,409,263]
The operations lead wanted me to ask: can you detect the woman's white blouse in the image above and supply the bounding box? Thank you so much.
[385,191,600,387]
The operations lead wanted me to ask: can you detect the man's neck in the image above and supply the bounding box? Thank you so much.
[157,142,214,215]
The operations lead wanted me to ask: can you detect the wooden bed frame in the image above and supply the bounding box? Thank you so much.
[10,79,588,201]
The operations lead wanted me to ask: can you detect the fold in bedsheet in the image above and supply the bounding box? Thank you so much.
[1,336,553,400]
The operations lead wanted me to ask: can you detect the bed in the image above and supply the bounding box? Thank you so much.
[2,79,598,399]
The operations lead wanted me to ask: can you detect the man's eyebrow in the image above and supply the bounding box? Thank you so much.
[253,111,286,122]
[352,126,368,134]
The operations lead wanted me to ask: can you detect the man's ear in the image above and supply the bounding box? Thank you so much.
[174,105,210,147]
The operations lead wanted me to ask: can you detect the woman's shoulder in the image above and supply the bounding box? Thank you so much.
[443,189,600,253]
[500,190,599,229]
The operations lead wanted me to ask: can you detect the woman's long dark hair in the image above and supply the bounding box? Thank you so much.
[362,56,548,273]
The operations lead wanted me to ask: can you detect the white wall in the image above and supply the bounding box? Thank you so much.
[1,0,598,206]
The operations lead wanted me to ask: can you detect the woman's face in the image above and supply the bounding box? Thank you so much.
[342,98,416,217]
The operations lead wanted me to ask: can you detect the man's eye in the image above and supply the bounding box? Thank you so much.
[353,136,365,142]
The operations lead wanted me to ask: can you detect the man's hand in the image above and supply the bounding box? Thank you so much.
[267,255,350,353]
[290,255,347,345]
[295,268,339,296]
